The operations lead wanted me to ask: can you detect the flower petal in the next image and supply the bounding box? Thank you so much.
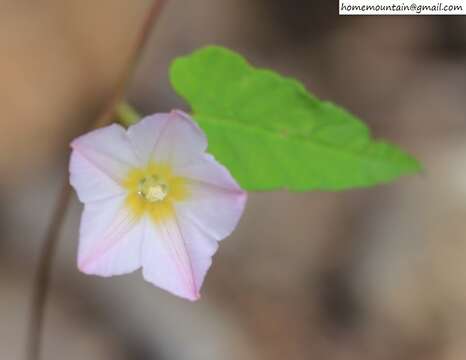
[126,113,171,165]
[70,150,125,203]
[78,195,143,276]
[176,153,242,190]
[174,212,219,295]
[70,124,140,202]
[141,217,203,301]
[150,111,207,168]
[175,154,247,240]
[141,153,245,300]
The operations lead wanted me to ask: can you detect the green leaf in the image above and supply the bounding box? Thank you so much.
[170,46,421,191]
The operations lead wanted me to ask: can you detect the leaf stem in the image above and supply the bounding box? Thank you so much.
[25,2,166,359]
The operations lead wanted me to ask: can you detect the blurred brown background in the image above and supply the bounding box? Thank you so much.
[1,1,466,359]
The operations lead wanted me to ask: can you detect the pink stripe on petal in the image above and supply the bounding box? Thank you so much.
[70,151,125,203]
[173,150,247,242]
[173,211,220,294]
[126,113,171,165]
[70,124,141,192]
[79,210,138,272]
[175,182,247,241]
[142,218,199,301]
[151,111,208,168]
[175,153,242,190]
[77,195,143,277]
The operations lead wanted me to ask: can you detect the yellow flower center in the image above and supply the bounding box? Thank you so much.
[123,163,188,223]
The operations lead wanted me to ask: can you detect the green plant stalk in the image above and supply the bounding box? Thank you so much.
[116,101,141,126]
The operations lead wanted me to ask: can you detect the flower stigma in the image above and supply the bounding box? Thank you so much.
[138,175,168,202]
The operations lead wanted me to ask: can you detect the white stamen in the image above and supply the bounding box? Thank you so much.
[138,176,168,202]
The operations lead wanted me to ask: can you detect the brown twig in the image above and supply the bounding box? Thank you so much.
[25,2,166,359]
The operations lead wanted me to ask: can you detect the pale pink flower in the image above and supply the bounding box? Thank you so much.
[69,110,247,301]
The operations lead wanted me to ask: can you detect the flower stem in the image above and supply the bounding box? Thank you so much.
[25,2,166,359]
[116,102,141,126]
